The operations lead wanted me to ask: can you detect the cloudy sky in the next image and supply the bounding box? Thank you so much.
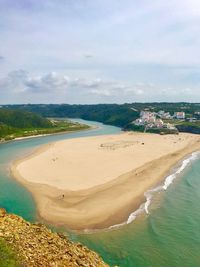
[0,0,200,104]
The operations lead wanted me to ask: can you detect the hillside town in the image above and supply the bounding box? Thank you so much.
[133,110,186,132]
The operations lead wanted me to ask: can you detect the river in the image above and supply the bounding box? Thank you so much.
[1,119,200,267]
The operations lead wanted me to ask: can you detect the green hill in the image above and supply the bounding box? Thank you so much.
[0,109,52,129]
[4,103,200,134]
[5,104,140,128]
[0,109,89,141]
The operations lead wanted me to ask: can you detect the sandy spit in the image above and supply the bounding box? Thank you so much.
[11,132,200,230]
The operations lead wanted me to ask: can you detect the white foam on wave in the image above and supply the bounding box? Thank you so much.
[144,185,163,214]
[108,151,200,230]
[163,152,199,191]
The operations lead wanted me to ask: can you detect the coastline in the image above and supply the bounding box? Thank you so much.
[0,124,94,144]
[11,132,200,231]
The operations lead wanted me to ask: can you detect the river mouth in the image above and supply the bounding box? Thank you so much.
[0,118,121,222]
[1,120,200,267]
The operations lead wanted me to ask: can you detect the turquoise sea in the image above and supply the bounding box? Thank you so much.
[1,119,200,267]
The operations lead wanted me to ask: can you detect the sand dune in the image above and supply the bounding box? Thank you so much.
[11,132,200,230]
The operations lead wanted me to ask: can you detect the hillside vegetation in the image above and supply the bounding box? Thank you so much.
[3,103,200,134]
[0,109,52,129]
[175,122,200,134]
[0,208,109,267]
[0,109,89,141]
[4,104,139,128]
[0,238,20,267]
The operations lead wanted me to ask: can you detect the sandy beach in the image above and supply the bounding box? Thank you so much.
[11,132,200,230]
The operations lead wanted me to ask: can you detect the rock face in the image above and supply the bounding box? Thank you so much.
[0,208,109,267]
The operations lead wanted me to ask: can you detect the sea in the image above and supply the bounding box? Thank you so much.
[0,119,200,267]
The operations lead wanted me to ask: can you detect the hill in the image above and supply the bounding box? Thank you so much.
[0,109,52,129]
[0,109,89,141]
[3,103,200,134]
[4,104,139,128]
[0,208,109,267]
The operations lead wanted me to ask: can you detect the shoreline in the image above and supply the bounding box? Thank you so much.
[77,151,200,234]
[108,151,200,232]
[0,124,94,145]
[11,132,200,231]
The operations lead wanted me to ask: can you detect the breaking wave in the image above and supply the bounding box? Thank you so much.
[108,151,200,230]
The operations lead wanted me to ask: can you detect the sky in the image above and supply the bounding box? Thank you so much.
[0,0,200,104]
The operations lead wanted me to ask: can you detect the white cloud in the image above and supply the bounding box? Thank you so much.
[0,70,199,104]
[0,1,200,102]
[90,89,112,96]
[0,70,133,103]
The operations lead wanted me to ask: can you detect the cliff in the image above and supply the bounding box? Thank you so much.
[0,208,109,267]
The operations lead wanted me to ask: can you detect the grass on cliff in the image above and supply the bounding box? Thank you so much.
[0,108,90,141]
[0,239,20,267]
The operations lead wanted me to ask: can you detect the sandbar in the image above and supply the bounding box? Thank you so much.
[11,132,200,230]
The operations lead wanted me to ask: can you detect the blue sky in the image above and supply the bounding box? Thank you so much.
[0,0,200,103]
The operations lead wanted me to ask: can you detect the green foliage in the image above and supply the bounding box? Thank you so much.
[9,102,200,119]
[4,104,139,127]
[124,124,178,134]
[3,103,200,134]
[124,124,145,132]
[0,239,20,267]
[0,123,14,138]
[176,122,200,134]
[147,128,178,134]
[0,109,52,129]
[163,119,200,134]
[0,109,89,141]
[0,109,52,140]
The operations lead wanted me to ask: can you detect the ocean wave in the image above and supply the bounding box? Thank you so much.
[109,151,200,230]
[162,152,199,191]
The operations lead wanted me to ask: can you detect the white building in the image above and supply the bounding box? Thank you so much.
[140,111,155,119]
[157,111,172,119]
[134,118,144,126]
[174,112,185,120]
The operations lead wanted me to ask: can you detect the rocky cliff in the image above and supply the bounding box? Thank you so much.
[0,208,109,267]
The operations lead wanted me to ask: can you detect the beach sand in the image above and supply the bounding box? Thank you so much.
[11,132,200,230]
